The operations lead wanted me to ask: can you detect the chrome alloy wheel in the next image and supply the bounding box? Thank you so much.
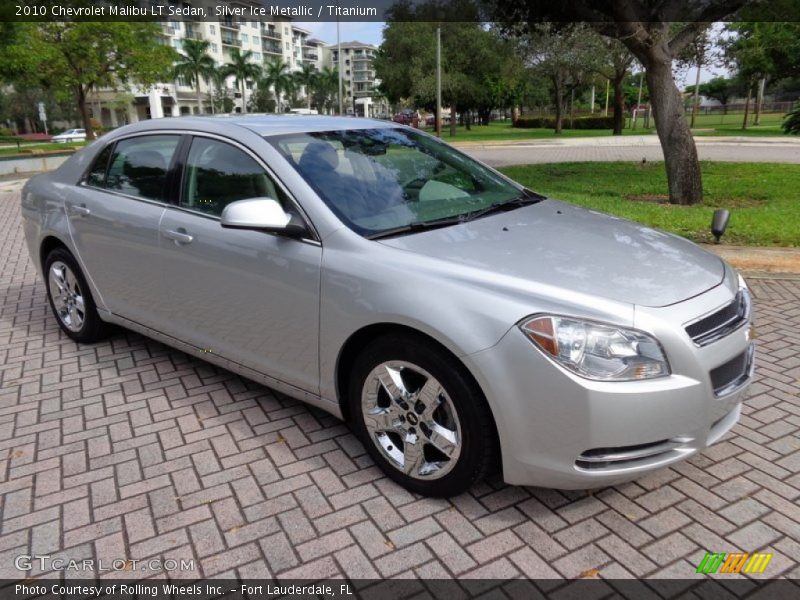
[361,361,462,480]
[48,261,85,332]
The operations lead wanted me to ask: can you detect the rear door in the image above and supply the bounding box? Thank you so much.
[65,134,181,329]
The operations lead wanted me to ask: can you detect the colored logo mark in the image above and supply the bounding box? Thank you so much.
[696,552,772,574]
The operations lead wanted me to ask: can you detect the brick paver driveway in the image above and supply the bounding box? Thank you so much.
[1,187,799,582]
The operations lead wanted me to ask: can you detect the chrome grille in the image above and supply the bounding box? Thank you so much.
[685,289,750,346]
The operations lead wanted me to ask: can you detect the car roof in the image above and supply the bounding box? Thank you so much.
[110,115,396,138]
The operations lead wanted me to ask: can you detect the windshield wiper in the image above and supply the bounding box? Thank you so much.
[366,216,466,240]
[465,189,546,222]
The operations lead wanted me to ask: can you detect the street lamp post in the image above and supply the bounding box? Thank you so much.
[337,15,343,115]
[436,27,442,137]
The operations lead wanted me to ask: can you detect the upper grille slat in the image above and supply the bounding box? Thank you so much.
[685,290,750,346]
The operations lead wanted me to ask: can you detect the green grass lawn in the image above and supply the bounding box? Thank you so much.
[498,162,800,247]
[430,113,791,142]
[0,142,86,156]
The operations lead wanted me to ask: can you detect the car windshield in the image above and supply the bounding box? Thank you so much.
[267,128,524,237]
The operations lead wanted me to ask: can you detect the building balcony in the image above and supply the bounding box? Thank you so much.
[220,20,239,30]
[184,28,204,41]
[221,36,241,47]
[261,27,281,41]
[303,52,318,61]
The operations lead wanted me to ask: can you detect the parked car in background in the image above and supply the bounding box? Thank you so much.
[51,128,86,143]
[21,116,754,497]
[392,109,417,125]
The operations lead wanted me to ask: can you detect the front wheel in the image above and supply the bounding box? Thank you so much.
[349,335,495,497]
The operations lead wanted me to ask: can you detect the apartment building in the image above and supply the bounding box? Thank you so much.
[85,1,331,127]
[329,41,388,118]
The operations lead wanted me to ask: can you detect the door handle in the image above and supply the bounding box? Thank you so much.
[164,229,194,245]
[69,204,91,217]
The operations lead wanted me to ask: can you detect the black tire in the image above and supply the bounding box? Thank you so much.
[44,247,111,343]
[349,334,496,497]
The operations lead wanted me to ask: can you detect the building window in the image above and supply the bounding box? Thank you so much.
[242,34,249,44]
[211,43,218,53]
[254,52,261,61]
[284,27,289,34]
[209,25,215,34]
[285,42,290,50]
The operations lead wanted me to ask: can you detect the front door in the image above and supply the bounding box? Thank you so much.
[156,135,322,393]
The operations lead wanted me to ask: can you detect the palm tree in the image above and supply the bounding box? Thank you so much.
[173,39,215,115]
[223,48,261,114]
[204,66,229,114]
[262,59,292,114]
[294,63,318,110]
[314,66,339,114]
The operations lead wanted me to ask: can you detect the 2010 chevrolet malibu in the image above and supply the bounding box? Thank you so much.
[21,116,754,496]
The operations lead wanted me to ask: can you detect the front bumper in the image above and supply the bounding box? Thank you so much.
[465,279,753,489]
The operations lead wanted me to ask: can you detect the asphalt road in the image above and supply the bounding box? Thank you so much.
[457,139,800,167]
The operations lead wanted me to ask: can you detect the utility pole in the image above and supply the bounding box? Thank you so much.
[633,71,644,129]
[436,26,442,137]
[337,15,343,115]
[690,43,704,129]
[590,85,595,114]
[604,79,610,116]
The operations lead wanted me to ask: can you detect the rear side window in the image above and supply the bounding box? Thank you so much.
[102,135,180,201]
[85,145,113,188]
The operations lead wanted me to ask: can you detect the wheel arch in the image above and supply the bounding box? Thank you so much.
[335,323,499,446]
[40,235,69,271]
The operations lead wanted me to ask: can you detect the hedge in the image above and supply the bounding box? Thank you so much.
[514,115,616,130]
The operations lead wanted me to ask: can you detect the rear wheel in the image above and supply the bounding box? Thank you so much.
[349,335,495,497]
[44,247,110,343]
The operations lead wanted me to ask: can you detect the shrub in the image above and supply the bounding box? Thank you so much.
[514,115,615,130]
[0,127,15,137]
[783,104,800,135]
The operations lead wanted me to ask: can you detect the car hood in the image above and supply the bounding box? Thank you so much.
[378,199,725,308]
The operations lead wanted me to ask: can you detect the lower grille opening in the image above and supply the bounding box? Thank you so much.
[710,344,754,397]
[576,437,691,471]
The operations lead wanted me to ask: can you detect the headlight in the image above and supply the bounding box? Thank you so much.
[519,315,670,381]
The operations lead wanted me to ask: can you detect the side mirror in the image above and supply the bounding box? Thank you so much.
[220,198,308,237]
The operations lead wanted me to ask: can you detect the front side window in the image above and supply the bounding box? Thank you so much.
[98,135,180,201]
[269,128,523,236]
[181,137,285,217]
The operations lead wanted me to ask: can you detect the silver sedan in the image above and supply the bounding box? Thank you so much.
[21,116,754,496]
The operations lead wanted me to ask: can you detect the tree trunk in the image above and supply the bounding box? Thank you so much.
[241,81,247,114]
[612,73,625,135]
[449,102,457,136]
[553,78,563,134]
[643,56,702,205]
[754,77,765,126]
[742,86,751,130]
[76,85,95,140]
[196,74,203,115]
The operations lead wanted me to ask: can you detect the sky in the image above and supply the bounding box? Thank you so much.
[294,21,384,46]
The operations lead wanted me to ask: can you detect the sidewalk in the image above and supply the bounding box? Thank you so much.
[702,244,800,276]
[451,134,800,149]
